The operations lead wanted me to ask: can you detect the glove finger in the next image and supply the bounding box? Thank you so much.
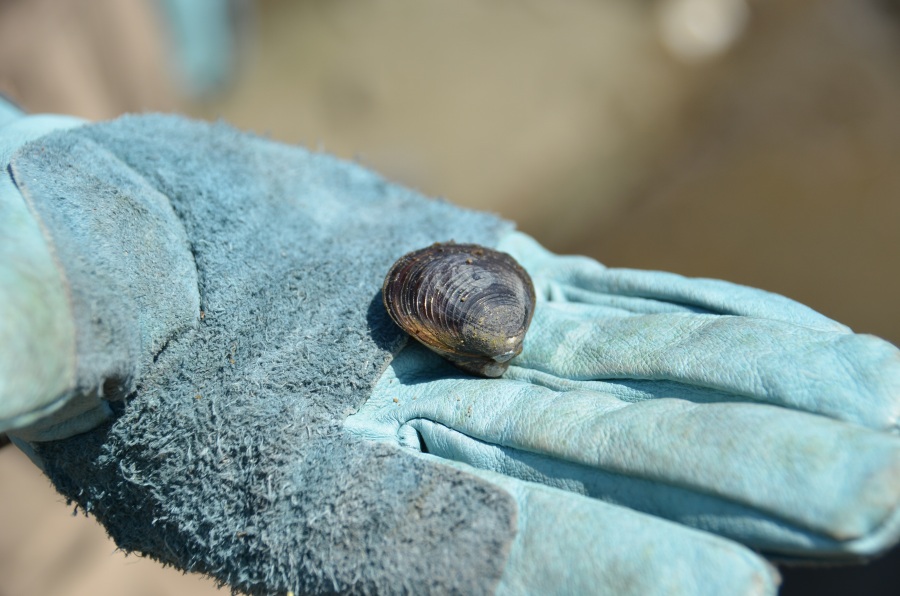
[352,344,900,559]
[498,231,848,332]
[427,455,779,596]
[410,395,900,559]
[515,301,900,432]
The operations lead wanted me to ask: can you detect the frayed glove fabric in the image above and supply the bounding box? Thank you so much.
[10,115,518,595]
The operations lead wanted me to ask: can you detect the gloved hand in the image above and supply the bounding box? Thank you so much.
[2,108,899,595]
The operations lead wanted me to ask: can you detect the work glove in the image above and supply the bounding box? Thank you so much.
[2,108,899,595]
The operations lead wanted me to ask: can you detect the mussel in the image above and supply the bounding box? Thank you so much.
[382,242,536,377]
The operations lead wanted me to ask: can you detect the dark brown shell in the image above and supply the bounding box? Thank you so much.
[382,242,536,377]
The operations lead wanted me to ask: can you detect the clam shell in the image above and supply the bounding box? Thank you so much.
[383,242,536,377]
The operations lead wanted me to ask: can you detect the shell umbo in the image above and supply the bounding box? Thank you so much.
[382,242,536,377]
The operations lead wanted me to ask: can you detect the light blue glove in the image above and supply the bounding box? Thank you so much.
[3,106,899,595]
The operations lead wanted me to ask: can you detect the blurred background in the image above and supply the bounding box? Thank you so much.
[1,0,898,594]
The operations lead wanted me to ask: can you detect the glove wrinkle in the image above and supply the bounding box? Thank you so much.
[499,232,849,334]
[516,305,900,433]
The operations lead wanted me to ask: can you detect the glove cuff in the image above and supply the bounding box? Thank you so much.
[5,116,201,439]
[0,115,86,437]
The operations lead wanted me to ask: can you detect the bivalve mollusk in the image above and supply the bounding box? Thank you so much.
[382,242,536,377]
